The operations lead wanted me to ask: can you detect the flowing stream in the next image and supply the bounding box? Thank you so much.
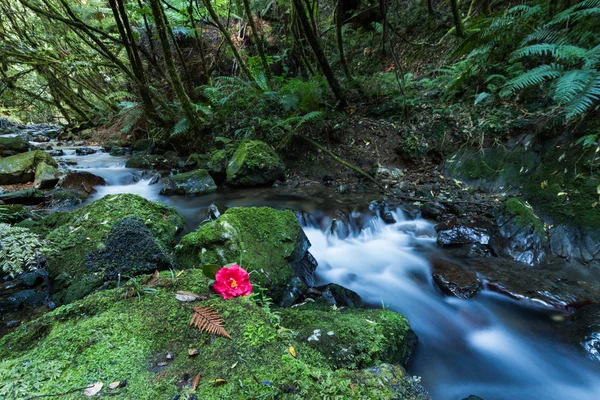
[33,145,600,399]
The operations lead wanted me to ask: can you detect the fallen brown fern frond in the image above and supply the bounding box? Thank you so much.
[190,306,232,339]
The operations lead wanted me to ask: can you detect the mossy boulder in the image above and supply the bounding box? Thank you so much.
[207,149,228,183]
[0,188,45,205]
[0,150,58,185]
[33,161,60,189]
[125,154,182,170]
[0,269,426,399]
[176,207,316,305]
[226,140,284,186]
[0,136,29,156]
[0,205,32,224]
[159,169,217,196]
[45,194,184,304]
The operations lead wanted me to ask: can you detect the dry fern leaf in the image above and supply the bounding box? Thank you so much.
[190,306,232,339]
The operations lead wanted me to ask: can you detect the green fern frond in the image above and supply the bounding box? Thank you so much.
[172,117,191,136]
[561,73,600,119]
[511,44,587,62]
[501,64,564,97]
[552,69,595,104]
[474,92,491,105]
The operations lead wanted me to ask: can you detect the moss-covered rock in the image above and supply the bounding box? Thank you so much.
[0,136,29,156]
[0,269,424,399]
[0,188,45,205]
[125,154,182,170]
[159,169,217,196]
[226,140,284,186]
[207,149,228,183]
[33,161,60,189]
[176,207,316,305]
[0,150,57,185]
[45,194,184,304]
[0,205,32,224]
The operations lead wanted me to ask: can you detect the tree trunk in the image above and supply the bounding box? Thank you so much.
[149,0,200,129]
[201,0,254,82]
[242,0,272,86]
[450,0,464,38]
[336,0,352,81]
[292,0,346,107]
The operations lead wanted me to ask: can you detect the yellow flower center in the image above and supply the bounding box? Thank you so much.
[230,278,238,288]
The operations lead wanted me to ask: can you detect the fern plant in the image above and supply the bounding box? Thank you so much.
[0,224,47,278]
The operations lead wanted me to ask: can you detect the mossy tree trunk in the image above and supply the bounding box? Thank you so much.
[450,0,465,38]
[149,0,201,130]
[242,0,272,87]
[292,0,346,107]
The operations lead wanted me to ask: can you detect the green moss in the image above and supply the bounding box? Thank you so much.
[0,270,419,400]
[45,194,183,302]
[160,169,217,196]
[176,207,302,302]
[0,150,57,185]
[0,136,29,153]
[226,140,284,186]
[500,198,545,234]
[0,205,31,224]
[34,161,60,189]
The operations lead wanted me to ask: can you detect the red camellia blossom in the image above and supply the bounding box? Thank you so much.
[213,264,252,299]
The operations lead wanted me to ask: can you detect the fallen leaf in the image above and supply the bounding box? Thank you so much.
[192,373,201,390]
[108,380,126,389]
[175,270,184,278]
[84,382,103,396]
[176,291,207,302]
[288,346,297,358]
[212,378,226,386]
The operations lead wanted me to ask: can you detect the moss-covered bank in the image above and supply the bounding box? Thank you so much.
[0,270,425,399]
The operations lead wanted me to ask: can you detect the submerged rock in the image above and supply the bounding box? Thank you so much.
[437,226,491,247]
[177,206,316,305]
[431,258,481,299]
[0,150,57,185]
[75,147,96,156]
[159,169,217,196]
[45,194,183,304]
[568,303,600,363]
[0,269,425,399]
[226,140,284,186]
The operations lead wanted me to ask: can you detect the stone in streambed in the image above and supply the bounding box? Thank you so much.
[431,258,481,299]
[60,171,106,193]
[0,150,57,185]
[176,206,316,306]
[45,194,183,304]
[0,136,29,156]
[75,147,96,156]
[159,169,217,196]
[33,162,60,189]
[0,189,45,205]
[226,140,284,186]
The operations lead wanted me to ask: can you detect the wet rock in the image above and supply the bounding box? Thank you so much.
[119,172,141,185]
[568,303,600,362]
[177,207,316,306]
[200,203,228,224]
[0,150,58,185]
[358,364,431,400]
[125,154,182,170]
[109,146,129,156]
[434,215,457,231]
[549,226,600,264]
[382,211,396,224]
[454,257,600,310]
[32,136,50,143]
[148,173,161,185]
[60,171,106,193]
[33,161,60,189]
[86,216,174,280]
[226,140,284,187]
[46,188,89,209]
[0,189,45,205]
[75,147,97,156]
[491,198,548,266]
[317,283,363,307]
[432,258,482,299]
[0,289,46,312]
[0,136,29,156]
[160,169,217,196]
[131,138,153,152]
[206,150,228,183]
[420,202,447,219]
[48,149,64,157]
[437,226,491,247]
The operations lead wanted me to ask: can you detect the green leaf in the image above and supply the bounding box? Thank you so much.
[203,263,221,280]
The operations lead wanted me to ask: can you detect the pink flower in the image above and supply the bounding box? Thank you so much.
[213,264,252,299]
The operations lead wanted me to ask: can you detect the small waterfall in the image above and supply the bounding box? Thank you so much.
[302,209,600,400]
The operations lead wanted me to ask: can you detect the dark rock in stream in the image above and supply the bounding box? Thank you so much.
[0,136,29,156]
[437,226,491,247]
[420,201,447,219]
[0,189,45,205]
[568,303,600,363]
[0,289,47,312]
[160,169,217,196]
[317,283,363,307]
[48,149,64,157]
[431,258,481,299]
[109,146,129,156]
[60,171,106,193]
[75,147,97,156]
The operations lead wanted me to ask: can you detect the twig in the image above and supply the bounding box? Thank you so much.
[299,135,386,191]
[24,385,94,399]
